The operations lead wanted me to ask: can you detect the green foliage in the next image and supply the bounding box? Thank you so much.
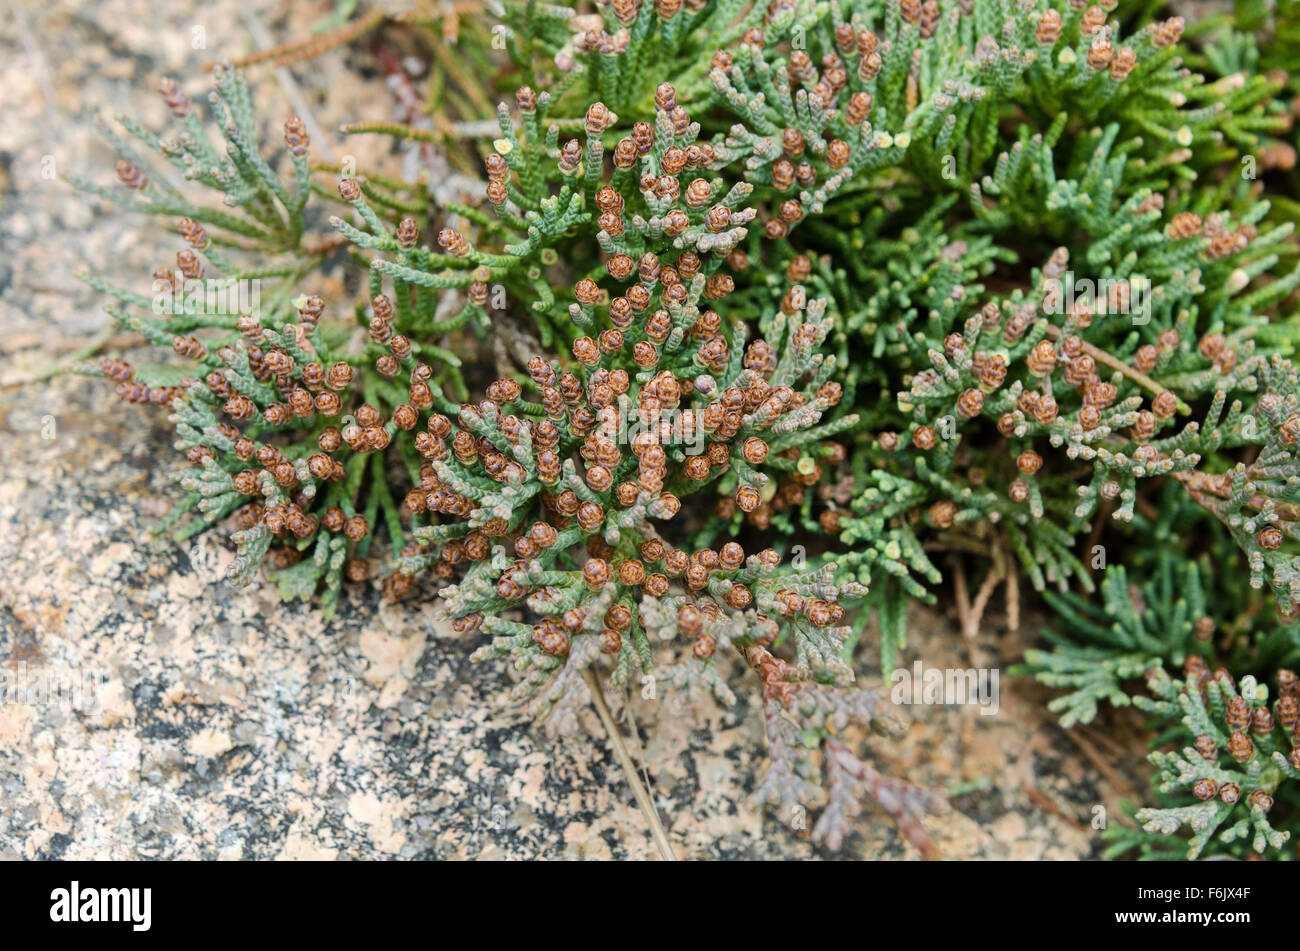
[1124,666,1299,859]
[704,0,1300,675]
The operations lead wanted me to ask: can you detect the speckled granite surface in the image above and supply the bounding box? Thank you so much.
[0,0,1134,860]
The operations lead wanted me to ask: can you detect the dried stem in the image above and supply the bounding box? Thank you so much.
[1174,468,1300,521]
[1039,322,1190,414]
[207,9,389,71]
[583,666,678,861]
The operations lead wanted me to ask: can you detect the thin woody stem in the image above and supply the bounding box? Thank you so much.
[583,666,678,861]
[1173,468,1300,521]
[206,9,389,71]
[1039,322,1190,415]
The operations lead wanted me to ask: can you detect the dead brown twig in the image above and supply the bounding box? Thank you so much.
[1039,321,1189,414]
[1174,468,1300,521]
[207,9,390,72]
[583,667,678,861]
